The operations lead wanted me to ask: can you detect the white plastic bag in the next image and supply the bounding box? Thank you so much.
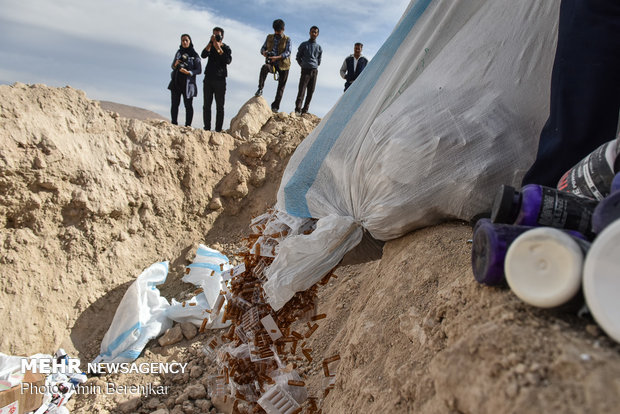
[264,215,362,310]
[0,353,25,390]
[166,245,232,329]
[266,0,560,309]
[93,261,171,364]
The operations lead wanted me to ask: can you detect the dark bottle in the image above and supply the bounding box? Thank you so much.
[556,139,619,201]
[491,184,598,239]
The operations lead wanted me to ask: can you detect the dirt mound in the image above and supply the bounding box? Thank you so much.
[2,83,619,414]
[0,82,319,358]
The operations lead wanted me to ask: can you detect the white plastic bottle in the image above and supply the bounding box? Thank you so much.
[583,219,620,343]
[505,227,589,308]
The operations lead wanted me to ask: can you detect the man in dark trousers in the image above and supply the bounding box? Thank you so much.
[201,26,232,132]
[522,0,620,187]
[255,19,292,113]
[294,26,322,115]
[339,42,368,92]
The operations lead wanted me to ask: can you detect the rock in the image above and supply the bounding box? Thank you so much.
[175,393,189,405]
[186,383,207,400]
[158,325,183,347]
[182,401,196,414]
[146,398,161,409]
[239,141,268,158]
[585,324,601,337]
[190,365,203,379]
[117,397,141,413]
[180,322,198,340]
[220,163,250,199]
[33,156,47,169]
[250,166,267,187]
[208,197,223,210]
[151,409,170,414]
[229,97,272,139]
[194,399,213,412]
[209,133,223,146]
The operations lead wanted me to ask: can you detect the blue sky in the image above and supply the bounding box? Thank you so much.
[0,0,409,128]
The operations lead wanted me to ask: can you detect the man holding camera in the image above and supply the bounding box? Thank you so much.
[295,26,322,115]
[201,27,232,132]
[255,19,291,113]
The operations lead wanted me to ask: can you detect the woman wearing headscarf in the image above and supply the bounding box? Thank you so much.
[168,33,201,126]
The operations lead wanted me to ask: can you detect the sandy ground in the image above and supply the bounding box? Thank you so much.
[1,83,619,414]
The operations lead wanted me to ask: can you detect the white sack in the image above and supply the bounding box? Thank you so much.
[266,0,560,309]
[167,245,232,329]
[264,215,362,310]
[93,261,171,364]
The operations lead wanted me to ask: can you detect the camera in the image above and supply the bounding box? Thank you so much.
[265,51,277,65]
[177,53,189,69]
[214,34,222,42]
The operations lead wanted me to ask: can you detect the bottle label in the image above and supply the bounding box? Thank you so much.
[557,141,616,200]
[538,187,596,237]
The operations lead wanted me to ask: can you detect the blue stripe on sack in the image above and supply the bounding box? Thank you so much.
[283,0,434,218]
[117,349,142,360]
[187,263,223,271]
[101,322,141,357]
[196,247,229,262]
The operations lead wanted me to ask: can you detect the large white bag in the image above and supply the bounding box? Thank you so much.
[93,262,171,363]
[266,0,560,310]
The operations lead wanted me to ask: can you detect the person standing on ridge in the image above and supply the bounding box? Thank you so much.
[340,42,368,92]
[168,34,201,126]
[294,26,322,115]
[201,27,232,132]
[255,19,292,113]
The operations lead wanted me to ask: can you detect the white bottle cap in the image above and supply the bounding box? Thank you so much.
[505,228,583,308]
[583,219,620,343]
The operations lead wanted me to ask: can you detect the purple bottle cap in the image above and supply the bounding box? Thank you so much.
[611,172,620,194]
[491,185,521,224]
[471,219,531,286]
[592,190,620,234]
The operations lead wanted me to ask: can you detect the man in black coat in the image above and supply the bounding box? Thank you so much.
[201,27,232,132]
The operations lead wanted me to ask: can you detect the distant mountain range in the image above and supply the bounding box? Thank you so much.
[98,100,167,122]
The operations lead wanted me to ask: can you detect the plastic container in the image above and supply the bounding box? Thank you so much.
[592,190,620,234]
[583,219,620,343]
[611,172,620,194]
[556,139,619,201]
[471,219,534,285]
[505,227,590,308]
[491,184,598,239]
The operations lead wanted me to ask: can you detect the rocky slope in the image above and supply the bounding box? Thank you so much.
[1,83,619,414]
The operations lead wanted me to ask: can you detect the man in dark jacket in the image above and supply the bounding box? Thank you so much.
[294,26,322,115]
[339,43,368,91]
[255,19,292,113]
[201,27,232,132]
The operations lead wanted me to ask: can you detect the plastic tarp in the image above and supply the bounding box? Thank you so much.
[92,262,171,364]
[265,0,560,310]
